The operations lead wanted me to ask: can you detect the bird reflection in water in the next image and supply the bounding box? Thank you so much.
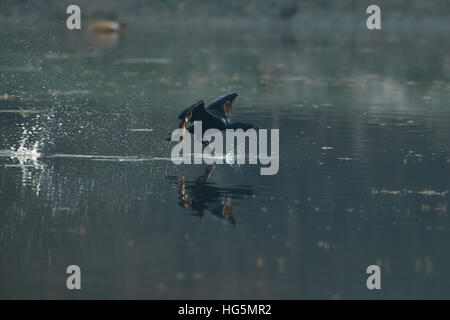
[167,165,254,228]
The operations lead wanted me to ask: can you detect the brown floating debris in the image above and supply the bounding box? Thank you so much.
[371,188,448,197]
[417,189,448,196]
[176,272,185,280]
[256,257,264,268]
[114,58,171,65]
[192,273,204,280]
[317,240,330,251]
[88,20,125,34]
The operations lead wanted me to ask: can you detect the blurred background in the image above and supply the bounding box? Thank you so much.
[0,0,449,299]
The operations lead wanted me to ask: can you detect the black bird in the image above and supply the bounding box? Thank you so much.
[172,93,255,140]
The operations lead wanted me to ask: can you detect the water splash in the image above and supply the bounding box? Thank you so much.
[5,128,42,165]
[0,127,45,196]
[12,141,41,163]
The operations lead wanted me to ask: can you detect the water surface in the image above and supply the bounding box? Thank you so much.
[0,19,450,299]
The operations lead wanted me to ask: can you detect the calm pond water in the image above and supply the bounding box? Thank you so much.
[0,18,450,299]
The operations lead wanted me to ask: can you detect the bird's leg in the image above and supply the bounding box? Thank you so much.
[195,164,215,183]
[192,210,204,219]
[203,164,215,180]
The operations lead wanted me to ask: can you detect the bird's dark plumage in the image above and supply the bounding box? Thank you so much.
[171,93,254,140]
[205,92,236,123]
[177,99,226,132]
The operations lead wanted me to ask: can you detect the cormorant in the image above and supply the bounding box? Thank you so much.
[173,93,255,139]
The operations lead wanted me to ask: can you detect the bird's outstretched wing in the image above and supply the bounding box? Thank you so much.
[206,92,238,123]
[177,99,224,131]
[178,100,204,128]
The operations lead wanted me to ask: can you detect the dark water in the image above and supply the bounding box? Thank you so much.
[1,19,450,299]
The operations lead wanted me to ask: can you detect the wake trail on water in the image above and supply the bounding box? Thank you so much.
[0,151,253,163]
